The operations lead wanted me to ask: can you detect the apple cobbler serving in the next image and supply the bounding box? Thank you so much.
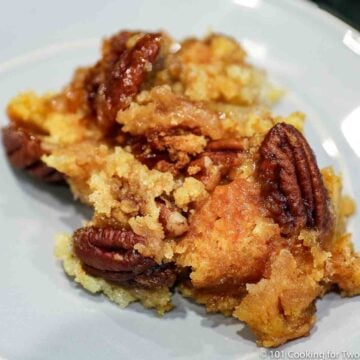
[2,30,359,347]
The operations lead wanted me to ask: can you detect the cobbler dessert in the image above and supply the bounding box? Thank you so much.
[2,30,359,347]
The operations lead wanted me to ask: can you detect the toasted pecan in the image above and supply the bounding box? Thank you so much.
[73,226,177,289]
[2,125,64,183]
[83,262,177,289]
[87,32,162,131]
[258,123,332,236]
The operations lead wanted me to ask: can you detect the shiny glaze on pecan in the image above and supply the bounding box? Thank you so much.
[2,125,64,183]
[258,122,332,236]
[83,262,177,289]
[87,32,162,131]
[73,226,177,289]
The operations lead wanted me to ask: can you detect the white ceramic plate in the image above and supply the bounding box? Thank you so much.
[0,0,359,359]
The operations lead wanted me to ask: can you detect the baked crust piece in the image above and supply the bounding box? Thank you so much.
[3,30,359,346]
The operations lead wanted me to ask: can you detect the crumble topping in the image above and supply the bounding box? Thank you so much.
[2,30,358,348]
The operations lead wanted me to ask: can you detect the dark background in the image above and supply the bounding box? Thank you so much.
[311,0,360,30]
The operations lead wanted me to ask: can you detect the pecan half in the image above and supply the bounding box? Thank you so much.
[90,32,162,130]
[73,226,177,289]
[258,122,332,236]
[85,31,132,116]
[2,125,64,183]
[83,262,177,289]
